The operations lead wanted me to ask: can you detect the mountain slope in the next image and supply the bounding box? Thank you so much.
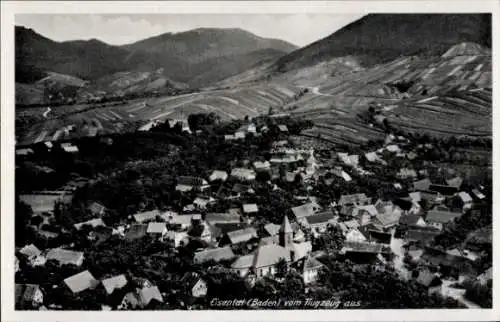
[15,26,297,89]
[274,14,491,73]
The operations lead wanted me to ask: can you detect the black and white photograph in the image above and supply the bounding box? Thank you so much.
[1,1,498,321]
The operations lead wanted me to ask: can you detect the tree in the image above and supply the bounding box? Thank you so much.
[275,258,288,278]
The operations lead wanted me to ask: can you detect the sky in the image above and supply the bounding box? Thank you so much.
[15,14,365,47]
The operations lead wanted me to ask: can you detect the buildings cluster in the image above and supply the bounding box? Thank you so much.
[15,124,491,310]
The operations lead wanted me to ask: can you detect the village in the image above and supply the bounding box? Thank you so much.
[14,110,492,310]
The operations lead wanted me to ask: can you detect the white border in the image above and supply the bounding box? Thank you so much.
[2,1,499,321]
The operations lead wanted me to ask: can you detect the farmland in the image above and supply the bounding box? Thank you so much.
[16,83,301,146]
[284,43,491,146]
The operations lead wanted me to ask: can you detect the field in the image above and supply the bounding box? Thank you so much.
[16,83,300,146]
[284,45,491,146]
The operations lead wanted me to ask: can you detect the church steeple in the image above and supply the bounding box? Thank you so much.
[279,215,293,248]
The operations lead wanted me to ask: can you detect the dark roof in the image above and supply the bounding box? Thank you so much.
[413,178,432,191]
[406,228,440,242]
[305,211,335,225]
[338,193,371,206]
[399,214,424,226]
[181,272,203,289]
[426,209,461,224]
[393,198,413,211]
[429,184,458,196]
[343,241,383,254]
[367,230,392,245]
[125,224,148,240]
[177,176,206,186]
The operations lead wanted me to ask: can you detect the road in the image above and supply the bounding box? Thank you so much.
[43,107,52,118]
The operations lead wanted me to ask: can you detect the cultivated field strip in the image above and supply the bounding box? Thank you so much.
[16,84,300,146]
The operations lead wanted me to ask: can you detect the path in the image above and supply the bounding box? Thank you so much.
[43,107,52,118]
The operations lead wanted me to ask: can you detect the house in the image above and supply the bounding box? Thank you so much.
[338,219,361,235]
[253,161,271,171]
[175,176,209,192]
[393,198,421,215]
[397,168,417,180]
[351,204,378,226]
[46,248,84,266]
[147,222,168,239]
[74,218,106,231]
[413,178,432,191]
[416,270,442,295]
[15,284,44,309]
[477,267,492,286]
[64,270,99,294]
[193,246,235,264]
[237,123,256,134]
[338,193,371,206]
[19,244,41,260]
[341,241,384,255]
[332,168,352,182]
[291,241,313,262]
[209,170,228,182]
[234,131,246,139]
[88,202,106,216]
[243,203,259,215]
[193,196,215,209]
[181,272,208,298]
[305,211,336,233]
[205,213,241,225]
[253,244,291,278]
[399,214,426,228]
[419,190,445,204]
[133,210,160,223]
[231,254,255,277]
[405,227,441,243]
[16,148,34,156]
[362,228,392,245]
[61,143,79,153]
[164,231,189,248]
[446,176,463,189]
[125,224,148,240]
[231,168,256,181]
[345,228,368,243]
[408,192,422,203]
[220,227,258,246]
[119,286,163,309]
[452,192,473,211]
[372,210,401,230]
[299,256,324,285]
[169,214,201,230]
[224,134,235,141]
[264,223,281,238]
[471,189,486,200]
[426,209,462,230]
[337,153,360,167]
[278,124,289,133]
[291,201,321,219]
[386,144,401,153]
[429,184,458,197]
[101,274,128,295]
[231,183,255,196]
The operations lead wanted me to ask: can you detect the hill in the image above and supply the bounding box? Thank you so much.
[273,14,491,73]
[15,26,297,90]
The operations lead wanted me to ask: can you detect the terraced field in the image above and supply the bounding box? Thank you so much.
[383,88,492,138]
[16,83,300,146]
[287,44,491,145]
